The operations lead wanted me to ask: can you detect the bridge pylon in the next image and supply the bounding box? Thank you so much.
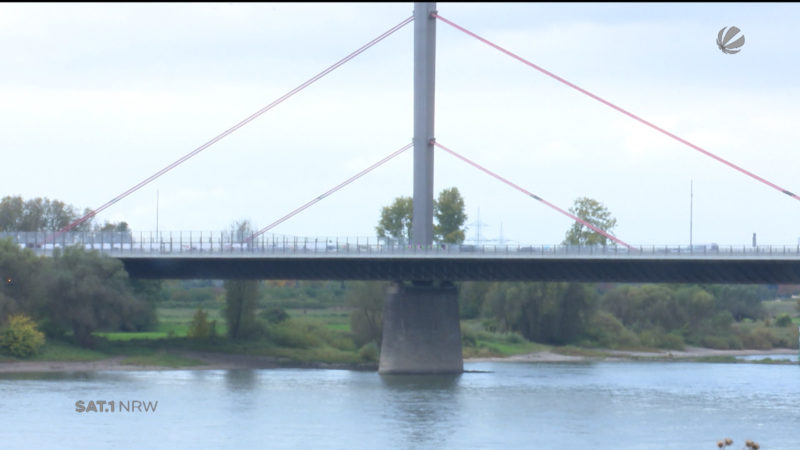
[379,2,464,375]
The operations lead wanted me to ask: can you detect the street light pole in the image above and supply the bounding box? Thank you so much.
[689,180,693,248]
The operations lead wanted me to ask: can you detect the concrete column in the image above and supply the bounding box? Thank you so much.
[379,282,463,374]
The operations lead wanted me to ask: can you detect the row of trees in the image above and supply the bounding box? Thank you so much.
[375,187,468,244]
[459,280,778,349]
[0,196,92,232]
[0,195,129,233]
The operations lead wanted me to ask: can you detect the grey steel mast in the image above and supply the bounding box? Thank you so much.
[411,2,436,248]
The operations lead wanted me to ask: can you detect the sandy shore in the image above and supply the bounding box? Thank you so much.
[1,347,796,373]
[466,346,799,363]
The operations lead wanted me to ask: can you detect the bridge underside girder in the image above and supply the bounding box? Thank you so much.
[120,256,800,284]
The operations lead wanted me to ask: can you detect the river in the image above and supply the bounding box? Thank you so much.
[1,360,798,449]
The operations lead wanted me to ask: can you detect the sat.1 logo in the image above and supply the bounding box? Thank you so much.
[717,26,745,54]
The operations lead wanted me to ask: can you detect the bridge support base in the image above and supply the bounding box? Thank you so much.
[378,282,463,374]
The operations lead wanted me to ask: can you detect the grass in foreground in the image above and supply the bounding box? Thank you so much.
[31,340,109,362]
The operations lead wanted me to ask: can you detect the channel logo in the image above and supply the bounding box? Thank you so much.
[717,26,745,54]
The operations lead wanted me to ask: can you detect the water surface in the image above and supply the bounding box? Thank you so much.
[1,361,798,449]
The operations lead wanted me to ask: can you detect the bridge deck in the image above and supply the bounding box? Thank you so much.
[117,254,800,283]
[7,233,800,283]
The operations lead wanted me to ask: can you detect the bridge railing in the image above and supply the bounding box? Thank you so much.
[3,231,800,259]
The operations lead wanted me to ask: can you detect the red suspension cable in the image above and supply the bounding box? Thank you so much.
[53,15,415,240]
[432,13,800,203]
[246,142,413,242]
[434,141,635,250]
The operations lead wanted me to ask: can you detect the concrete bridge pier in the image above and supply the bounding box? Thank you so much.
[378,282,463,374]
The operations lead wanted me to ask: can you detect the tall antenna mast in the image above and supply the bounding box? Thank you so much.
[469,207,489,245]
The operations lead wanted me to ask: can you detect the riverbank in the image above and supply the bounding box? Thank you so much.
[467,346,799,363]
[0,351,378,373]
[0,347,796,373]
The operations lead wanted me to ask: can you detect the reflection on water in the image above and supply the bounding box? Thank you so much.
[379,373,462,390]
[379,374,462,449]
[224,368,258,392]
[1,362,799,449]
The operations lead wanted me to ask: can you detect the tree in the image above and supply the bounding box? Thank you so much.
[375,187,468,244]
[481,281,595,345]
[231,219,255,243]
[97,221,130,232]
[187,308,217,339]
[708,285,768,321]
[0,197,24,231]
[223,280,260,339]
[563,197,618,246]
[346,281,387,348]
[458,281,492,319]
[0,238,48,322]
[434,187,467,244]
[223,220,262,340]
[376,197,413,244]
[0,196,94,232]
[46,247,152,347]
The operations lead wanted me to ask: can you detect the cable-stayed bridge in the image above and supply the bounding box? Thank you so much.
[6,3,800,372]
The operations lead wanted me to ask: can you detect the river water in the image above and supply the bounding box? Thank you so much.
[1,360,798,449]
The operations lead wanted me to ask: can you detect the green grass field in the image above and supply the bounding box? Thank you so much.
[762,299,799,317]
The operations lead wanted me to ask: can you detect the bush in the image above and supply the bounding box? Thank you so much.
[583,311,639,348]
[738,328,773,350]
[267,322,320,349]
[766,326,797,348]
[461,328,478,347]
[260,307,290,324]
[358,342,378,362]
[775,313,793,328]
[0,314,45,357]
[637,329,685,350]
[187,309,217,339]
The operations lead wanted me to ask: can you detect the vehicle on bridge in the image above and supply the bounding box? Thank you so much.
[671,243,720,254]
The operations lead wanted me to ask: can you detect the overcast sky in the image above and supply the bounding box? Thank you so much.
[2,2,799,246]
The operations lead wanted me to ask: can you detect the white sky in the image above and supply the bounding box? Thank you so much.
[2,2,800,246]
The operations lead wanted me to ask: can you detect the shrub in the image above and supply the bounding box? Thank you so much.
[461,328,478,347]
[187,309,217,339]
[775,313,793,328]
[583,311,639,348]
[637,329,685,350]
[260,307,290,324]
[0,314,45,357]
[739,328,773,350]
[267,322,319,349]
[358,342,378,362]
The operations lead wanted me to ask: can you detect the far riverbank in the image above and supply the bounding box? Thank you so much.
[0,347,796,373]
